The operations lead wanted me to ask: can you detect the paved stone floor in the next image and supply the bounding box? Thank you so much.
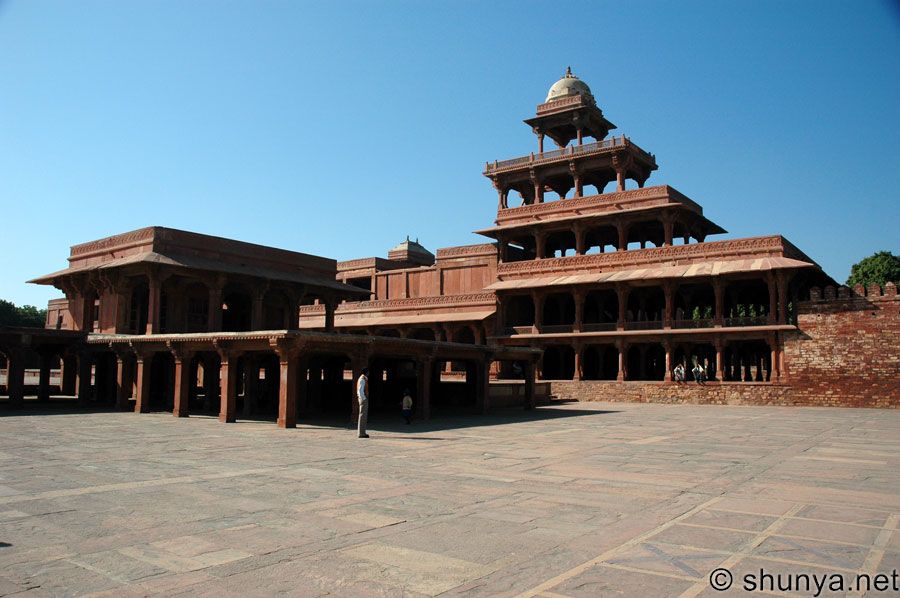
[0,402,898,597]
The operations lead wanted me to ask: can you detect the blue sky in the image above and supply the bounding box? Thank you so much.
[1,0,898,307]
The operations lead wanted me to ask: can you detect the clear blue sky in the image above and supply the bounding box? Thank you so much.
[2,0,898,307]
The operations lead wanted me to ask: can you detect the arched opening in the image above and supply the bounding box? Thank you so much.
[625,287,664,329]
[626,344,665,381]
[504,235,536,262]
[724,279,770,326]
[583,289,618,331]
[409,327,436,341]
[129,282,149,334]
[452,327,476,344]
[722,340,772,382]
[542,345,575,380]
[222,287,252,332]
[263,290,292,330]
[582,344,618,380]
[149,352,175,411]
[183,281,209,332]
[583,225,618,254]
[674,283,716,328]
[503,295,535,332]
[542,293,575,330]
[545,230,577,258]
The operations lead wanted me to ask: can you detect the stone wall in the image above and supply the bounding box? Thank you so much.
[549,380,795,406]
[783,282,899,408]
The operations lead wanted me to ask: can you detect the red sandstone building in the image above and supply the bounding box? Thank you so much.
[2,69,897,415]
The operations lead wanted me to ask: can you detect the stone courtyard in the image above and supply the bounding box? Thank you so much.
[0,403,897,597]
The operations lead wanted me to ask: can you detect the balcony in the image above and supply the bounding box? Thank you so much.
[484,136,655,175]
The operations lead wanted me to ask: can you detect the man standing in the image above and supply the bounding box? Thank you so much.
[357,367,369,438]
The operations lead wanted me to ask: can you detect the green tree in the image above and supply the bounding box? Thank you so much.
[846,251,900,287]
[0,299,47,328]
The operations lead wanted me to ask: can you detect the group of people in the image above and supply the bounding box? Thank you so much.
[672,362,708,384]
[355,368,414,439]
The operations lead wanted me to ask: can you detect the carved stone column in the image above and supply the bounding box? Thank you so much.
[146,270,162,335]
[663,283,674,329]
[573,288,585,333]
[133,349,152,413]
[616,340,627,382]
[169,343,193,418]
[767,273,777,324]
[76,351,93,407]
[573,342,583,381]
[532,290,545,334]
[5,348,25,408]
[715,340,725,382]
[616,221,628,251]
[535,231,546,260]
[114,350,133,411]
[664,341,673,382]
[616,285,629,330]
[713,279,725,327]
[215,344,240,423]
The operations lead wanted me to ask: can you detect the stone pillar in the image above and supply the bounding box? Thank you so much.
[535,232,546,260]
[616,167,625,192]
[777,273,789,324]
[6,349,25,408]
[171,347,193,418]
[207,284,223,332]
[715,341,725,382]
[616,286,628,330]
[538,133,544,154]
[416,357,433,421]
[576,127,583,146]
[324,298,336,332]
[37,351,52,402]
[532,291,544,334]
[217,348,240,423]
[767,273,777,324]
[77,352,93,407]
[616,222,628,251]
[573,289,585,333]
[663,217,674,247]
[146,273,162,335]
[663,284,674,329]
[532,176,544,204]
[523,360,536,410]
[573,169,583,198]
[574,225,586,256]
[134,351,152,413]
[276,348,299,429]
[616,341,627,382]
[714,280,725,327]
[115,352,133,410]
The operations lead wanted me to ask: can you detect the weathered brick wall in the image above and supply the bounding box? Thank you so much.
[783,283,899,408]
[548,283,899,409]
[549,380,795,406]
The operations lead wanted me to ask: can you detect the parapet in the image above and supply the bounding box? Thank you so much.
[806,281,898,302]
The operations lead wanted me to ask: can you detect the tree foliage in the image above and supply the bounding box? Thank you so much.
[0,299,47,328]
[846,251,900,288]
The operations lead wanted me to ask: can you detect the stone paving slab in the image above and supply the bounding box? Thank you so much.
[0,402,898,596]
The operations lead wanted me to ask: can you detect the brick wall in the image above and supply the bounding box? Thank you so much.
[783,282,899,408]
[548,283,899,409]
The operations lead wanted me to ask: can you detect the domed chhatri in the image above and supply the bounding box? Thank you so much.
[545,66,594,103]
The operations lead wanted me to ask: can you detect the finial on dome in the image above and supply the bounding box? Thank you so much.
[545,68,594,103]
[565,66,573,77]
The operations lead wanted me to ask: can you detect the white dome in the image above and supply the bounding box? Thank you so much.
[545,67,594,103]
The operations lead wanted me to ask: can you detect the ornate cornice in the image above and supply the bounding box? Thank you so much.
[436,244,497,259]
[496,236,790,278]
[70,227,156,259]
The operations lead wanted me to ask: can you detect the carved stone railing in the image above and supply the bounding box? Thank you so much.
[484,136,655,174]
[536,95,585,114]
[496,236,796,279]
